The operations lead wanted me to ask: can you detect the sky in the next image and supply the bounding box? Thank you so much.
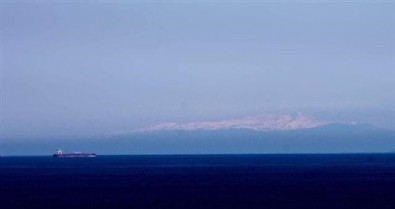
[1,1,395,140]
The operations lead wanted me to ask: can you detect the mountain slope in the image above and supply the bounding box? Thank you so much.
[108,123,395,154]
[134,114,328,133]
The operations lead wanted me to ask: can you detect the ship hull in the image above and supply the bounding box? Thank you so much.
[53,153,96,158]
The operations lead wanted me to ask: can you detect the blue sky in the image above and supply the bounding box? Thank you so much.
[1,1,394,139]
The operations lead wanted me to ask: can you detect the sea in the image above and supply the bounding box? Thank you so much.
[1,154,395,209]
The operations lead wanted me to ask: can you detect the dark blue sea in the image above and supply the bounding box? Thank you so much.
[1,154,395,209]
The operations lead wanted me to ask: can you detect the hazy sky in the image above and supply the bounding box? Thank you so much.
[2,1,395,139]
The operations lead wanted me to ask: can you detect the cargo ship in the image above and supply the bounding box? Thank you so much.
[53,149,96,158]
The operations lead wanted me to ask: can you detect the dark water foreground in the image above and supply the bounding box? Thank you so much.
[1,154,395,209]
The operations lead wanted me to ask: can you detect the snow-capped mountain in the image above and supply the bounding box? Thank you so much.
[134,113,329,133]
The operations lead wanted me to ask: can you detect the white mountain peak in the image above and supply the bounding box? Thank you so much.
[134,113,328,133]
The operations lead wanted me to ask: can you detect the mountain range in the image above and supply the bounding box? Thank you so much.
[2,115,394,155]
[134,113,328,133]
[108,118,394,154]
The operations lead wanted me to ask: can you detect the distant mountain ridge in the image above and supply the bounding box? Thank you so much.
[134,113,329,133]
[106,122,395,154]
[3,121,394,155]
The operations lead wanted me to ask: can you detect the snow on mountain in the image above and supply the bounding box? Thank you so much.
[134,113,329,133]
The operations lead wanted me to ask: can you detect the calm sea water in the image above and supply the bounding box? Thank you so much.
[1,154,395,209]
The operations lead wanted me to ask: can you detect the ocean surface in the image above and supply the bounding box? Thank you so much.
[1,154,395,209]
